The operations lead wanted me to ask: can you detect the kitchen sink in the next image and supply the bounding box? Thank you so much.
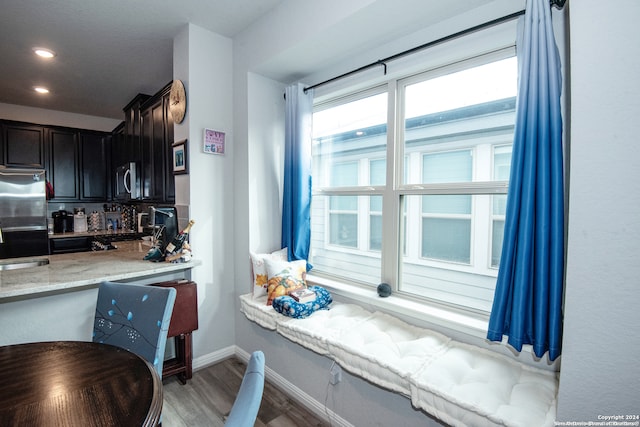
[0,257,50,271]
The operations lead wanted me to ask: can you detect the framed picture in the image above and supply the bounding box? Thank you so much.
[172,139,188,175]
[203,128,225,155]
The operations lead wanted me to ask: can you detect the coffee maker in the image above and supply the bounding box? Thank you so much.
[148,206,178,250]
[52,210,74,233]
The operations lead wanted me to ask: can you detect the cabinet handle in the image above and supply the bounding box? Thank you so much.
[123,169,131,194]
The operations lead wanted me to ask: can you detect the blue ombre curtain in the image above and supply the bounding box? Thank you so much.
[487,0,564,361]
[282,83,313,266]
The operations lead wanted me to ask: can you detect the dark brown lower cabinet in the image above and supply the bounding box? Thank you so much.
[49,236,92,254]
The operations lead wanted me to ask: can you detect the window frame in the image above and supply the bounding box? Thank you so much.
[309,35,519,325]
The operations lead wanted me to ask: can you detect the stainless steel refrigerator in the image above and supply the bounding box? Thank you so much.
[0,168,49,259]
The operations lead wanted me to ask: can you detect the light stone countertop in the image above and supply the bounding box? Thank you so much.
[0,241,201,300]
[48,230,144,239]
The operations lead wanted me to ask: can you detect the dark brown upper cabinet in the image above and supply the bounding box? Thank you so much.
[2,121,46,168]
[79,131,111,201]
[48,128,79,200]
[139,82,175,203]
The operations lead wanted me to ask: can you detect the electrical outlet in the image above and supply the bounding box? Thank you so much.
[329,363,342,385]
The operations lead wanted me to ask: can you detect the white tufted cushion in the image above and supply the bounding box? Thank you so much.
[410,341,558,427]
[239,294,558,427]
[276,303,373,356]
[326,311,451,395]
[239,293,286,330]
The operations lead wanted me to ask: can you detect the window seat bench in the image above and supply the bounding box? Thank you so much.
[239,293,558,427]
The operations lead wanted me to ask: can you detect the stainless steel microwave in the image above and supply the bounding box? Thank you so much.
[115,162,141,200]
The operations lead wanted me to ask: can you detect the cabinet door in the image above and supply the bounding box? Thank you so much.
[151,99,166,199]
[0,124,4,165]
[140,97,166,201]
[140,105,153,199]
[48,128,79,200]
[3,122,46,168]
[80,132,110,200]
[163,90,175,202]
[49,236,92,254]
[122,94,149,164]
[110,121,125,171]
[130,85,174,203]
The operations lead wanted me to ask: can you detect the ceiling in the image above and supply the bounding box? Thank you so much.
[0,0,508,121]
[0,0,285,119]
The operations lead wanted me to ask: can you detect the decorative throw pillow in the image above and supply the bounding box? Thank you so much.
[264,258,307,305]
[250,248,288,299]
[272,286,333,318]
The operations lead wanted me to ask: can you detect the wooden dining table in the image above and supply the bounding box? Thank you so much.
[0,341,162,427]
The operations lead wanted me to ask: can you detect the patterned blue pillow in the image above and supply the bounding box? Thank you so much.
[272,286,333,319]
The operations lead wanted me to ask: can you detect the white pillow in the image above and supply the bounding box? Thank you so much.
[250,248,288,299]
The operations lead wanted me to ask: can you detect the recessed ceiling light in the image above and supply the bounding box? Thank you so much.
[33,47,55,59]
[34,87,50,94]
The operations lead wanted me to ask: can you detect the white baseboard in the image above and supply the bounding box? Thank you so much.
[192,345,236,370]
[194,346,353,427]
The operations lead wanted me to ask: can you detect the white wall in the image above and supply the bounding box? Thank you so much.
[173,24,237,359]
[247,72,286,253]
[0,102,121,132]
[557,0,640,420]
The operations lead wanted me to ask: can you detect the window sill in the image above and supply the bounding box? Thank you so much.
[306,273,490,341]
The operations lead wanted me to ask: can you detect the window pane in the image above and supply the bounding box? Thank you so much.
[370,194,382,212]
[404,57,517,119]
[313,92,387,188]
[423,194,471,215]
[492,219,505,268]
[494,145,512,181]
[401,195,495,312]
[310,194,381,285]
[422,218,471,263]
[329,213,357,247]
[403,57,517,185]
[370,159,385,186]
[493,194,507,216]
[423,150,472,183]
[370,213,382,251]
[331,162,358,187]
[330,195,357,211]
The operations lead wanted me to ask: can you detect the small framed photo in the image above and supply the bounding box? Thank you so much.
[172,139,188,175]
[203,128,225,155]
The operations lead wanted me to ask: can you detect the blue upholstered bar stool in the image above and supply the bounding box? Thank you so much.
[225,351,266,427]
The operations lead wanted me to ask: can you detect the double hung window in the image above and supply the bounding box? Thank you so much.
[310,49,517,313]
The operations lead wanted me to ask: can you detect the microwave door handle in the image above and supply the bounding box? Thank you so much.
[124,169,131,194]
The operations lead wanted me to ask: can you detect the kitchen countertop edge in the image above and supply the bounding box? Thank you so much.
[0,241,201,300]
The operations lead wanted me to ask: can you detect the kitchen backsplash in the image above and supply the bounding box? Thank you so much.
[47,202,178,233]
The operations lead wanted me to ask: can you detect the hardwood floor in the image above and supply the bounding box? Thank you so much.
[162,357,331,427]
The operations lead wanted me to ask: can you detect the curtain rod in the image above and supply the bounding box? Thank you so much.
[303,0,565,93]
